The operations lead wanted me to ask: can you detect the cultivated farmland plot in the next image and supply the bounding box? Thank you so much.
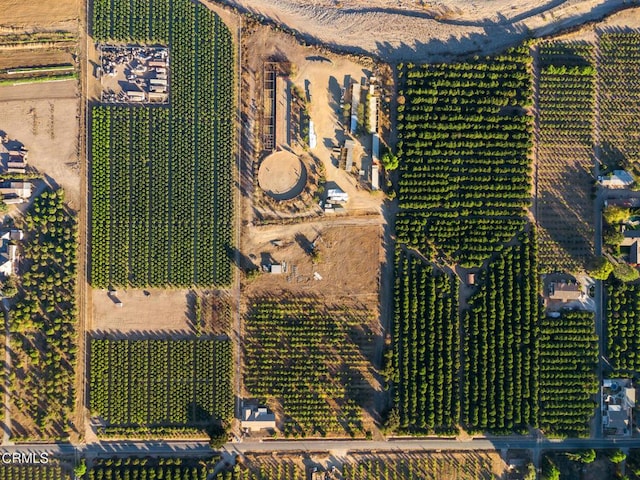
[0,465,72,480]
[606,279,640,374]
[88,457,216,480]
[538,311,598,437]
[90,0,235,287]
[392,44,600,437]
[90,338,233,437]
[392,250,459,433]
[10,190,77,440]
[462,232,539,434]
[342,455,501,480]
[244,297,378,437]
[599,32,640,170]
[536,41,595,272]
[395,43,533,268]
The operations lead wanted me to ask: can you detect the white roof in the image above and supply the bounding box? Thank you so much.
[601,170,634,186]
[372,134,380,162]
[270,264,282,274]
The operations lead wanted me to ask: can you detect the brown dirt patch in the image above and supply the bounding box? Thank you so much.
[0,94,81,207]
[224,0,632,62]
[91,288,193,336]
[243,224,381,298]
[258,150,306,199]
[0,48,74,71]
[200,290,232,336]
[0,0,80,33]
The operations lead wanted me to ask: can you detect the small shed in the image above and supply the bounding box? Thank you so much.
[344,139,355,171]
[270,264,283,274]
[371,164,379,190]
[467,273,476,286]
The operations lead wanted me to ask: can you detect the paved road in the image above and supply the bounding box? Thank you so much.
[594,188,604,438]
[592,188,640,437]
[5,437,640,459]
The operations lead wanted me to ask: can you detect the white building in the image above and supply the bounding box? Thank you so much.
[344,139,355,171]
[368,84,377,134]
[371,164,379,191]
[241,406,276,432]
[350,83,361,134]
[0,182,32,200]
[0,230,21,277]
[603,379,636,436]
[372,133,380,164]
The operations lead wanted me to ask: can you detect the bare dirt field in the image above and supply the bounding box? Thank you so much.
[221,0,633,62]
[91,288,194,336]
[0,48,74,71]
[0,85,81,207]
[242,224,381,297]
[0,0,80,33]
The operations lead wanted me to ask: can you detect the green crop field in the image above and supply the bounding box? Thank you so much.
[395,43,533,267]
[88,457,215,480]
[391,43,601,437]
[0,465,71,480]
[536,41,595,272]
[392,250,459,433]
[538,311,598,437]
[10,190,77,440]
[89,339,233,436]
[606,279,640,373]
[90,0,235,287]
[462,232,539,433]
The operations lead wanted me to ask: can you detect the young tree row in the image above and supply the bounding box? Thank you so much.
[90,338,233,434]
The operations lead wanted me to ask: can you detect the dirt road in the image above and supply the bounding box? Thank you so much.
[220,0,636,62]
[0,81,77,101]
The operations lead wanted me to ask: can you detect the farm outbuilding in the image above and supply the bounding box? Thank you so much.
[0,231,20,277]
[0,181,32,199]
[372,133,380,163]
[344,139,355,171]
[241,406,276,432]
[368,83,378,134]
[548,281,581,302]
[350,83,361,133]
